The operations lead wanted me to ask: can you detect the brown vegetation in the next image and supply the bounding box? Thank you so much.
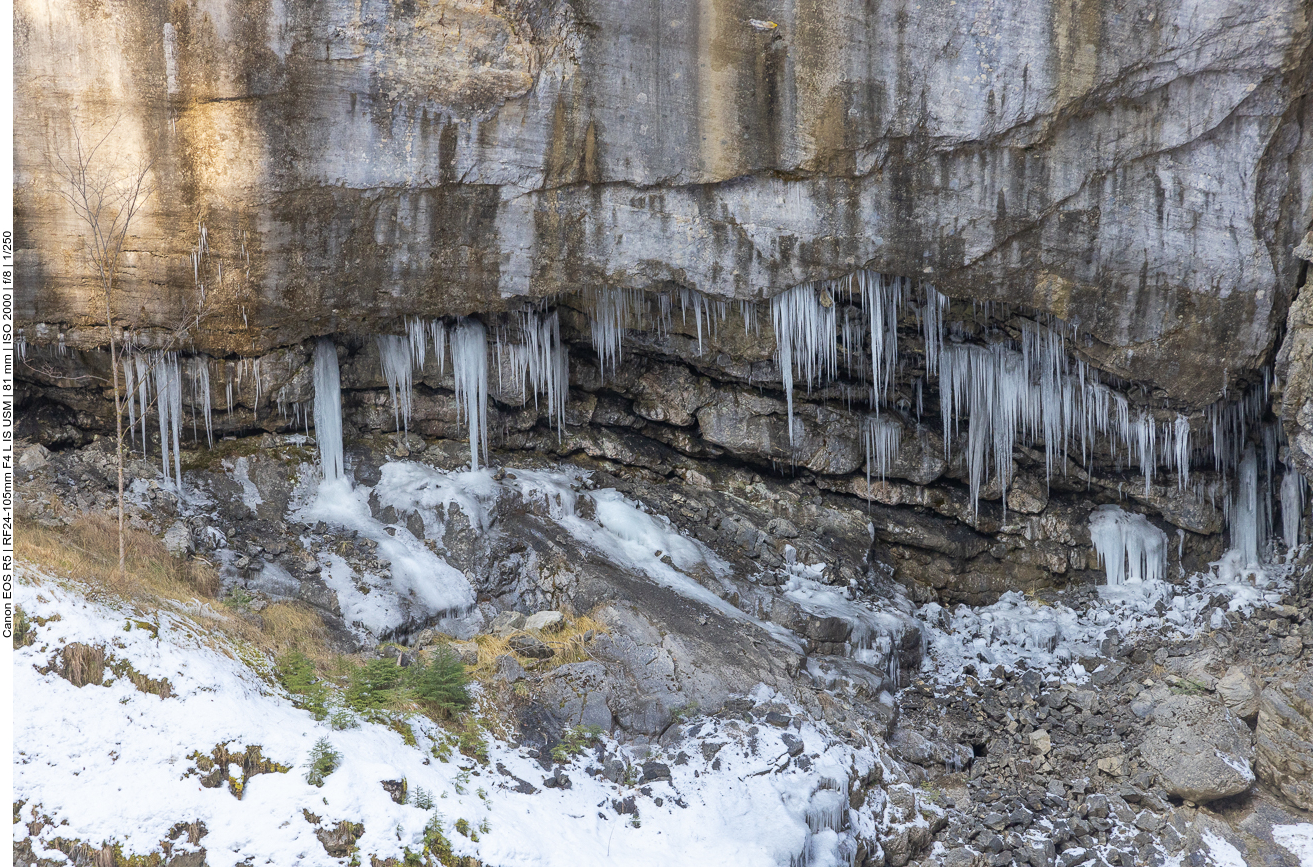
[16,513,218,601]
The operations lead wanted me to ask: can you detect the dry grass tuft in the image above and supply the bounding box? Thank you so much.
[17,514,317,675]
[16,514,217,602]
[260,602,333,666]
[61,642,106,687]
[466,614,609,683]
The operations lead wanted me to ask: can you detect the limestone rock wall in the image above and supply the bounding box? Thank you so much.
[15,0,1313,408]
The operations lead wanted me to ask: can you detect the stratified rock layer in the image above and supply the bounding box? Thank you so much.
[15,0,1313,410]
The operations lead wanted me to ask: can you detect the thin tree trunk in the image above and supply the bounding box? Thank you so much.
[106,300,125,577]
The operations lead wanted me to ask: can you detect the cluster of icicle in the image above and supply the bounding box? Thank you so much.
[764,273,1201,516]
[582,284,757,377]
[117,347,289,491]
[373,318,485,470]
[373,312,566,472]
[1088,504,1168,585]
[580,275,1310,548]
[123,352,185,491]
[494,309,570,434]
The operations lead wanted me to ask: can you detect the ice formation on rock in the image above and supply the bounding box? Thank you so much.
[122,351,185,490]
[1231,447,1260,567]
[377,334,414,433]
[863,415,902,487]
[313,339,344,482]
[452,318,489,470]
[1089,504,1167,586]
[1282,464,1307,550]
[585,286,646,379]
[191,357,213,448]
[855,270,905,405]
[503,310,569,433]
[677,286,728,355]
[772,283,837,446]
[153,353,183,491]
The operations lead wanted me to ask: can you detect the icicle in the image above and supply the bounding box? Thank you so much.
[506,309,569,436]
[856,271,902,406]
[1172,414,1191,491]
[313,339,345,482]
[771,282,837,446]
[452,318,489,470]
[124,355,137,448]
[740,299,759,337]
[863,415,902,489]
[377,334,414,433]
[921,284,948,376]
[1282,465,1306,550]
[135,355,150,454]
[431,320,448,375]
[195,359,213,448]
[1089,505,1167,586]
[407,317,428,370]
[585,286,644,379]
[1231,447,1260,566]
[152,353,183,492]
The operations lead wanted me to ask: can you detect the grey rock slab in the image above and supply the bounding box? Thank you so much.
[1141,694,1255,803]
[1257,673,1313,811]
[508,633,554,659]
[525,610,566,633]
[162,521,194,557]
[1216,666,1260,720]
[17,444,50,474]
[541,662,613,731]
[494,654,527,685]
[490,611,527,636]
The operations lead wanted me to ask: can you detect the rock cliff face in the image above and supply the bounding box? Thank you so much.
[14,0,1313,409]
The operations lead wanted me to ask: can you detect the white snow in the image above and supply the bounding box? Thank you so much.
[1274,824,1313,867]
[918,562,1291,685]
[1199,830,1248,867]
[13,574,885,867]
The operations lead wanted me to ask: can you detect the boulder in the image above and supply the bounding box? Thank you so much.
[162,521,194,557]
[494,655,527,685]
[1216,667,1261,721]
[509,634,554,659]
[1257,674,1313,810]
[1140,694,1254,803]
[447,641,480,665]
[490,611,526,637]
[525,610,566,634]
[17,444,50,474]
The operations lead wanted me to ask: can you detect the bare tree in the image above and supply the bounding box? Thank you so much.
[50,119,155,577]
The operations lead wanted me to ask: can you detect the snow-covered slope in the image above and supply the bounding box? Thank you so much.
[12,572,918,867]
